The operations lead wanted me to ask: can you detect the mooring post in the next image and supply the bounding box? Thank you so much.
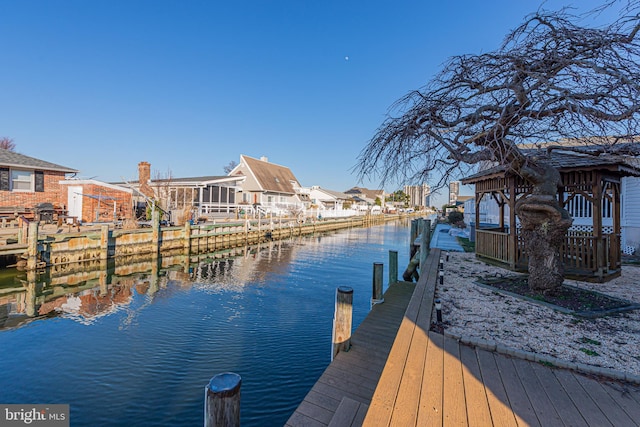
[419,220,429,270]
[410,219,418,259]
[204,372,241,427]
[100,224,109,260]
[424,219,432,253]
[332,286,353,360]
[184,220,192,256]
[25,270,37,317]
[152,209,160,258]
[372,262,384,305]
[26,221,39,270]
[389,250,398,285]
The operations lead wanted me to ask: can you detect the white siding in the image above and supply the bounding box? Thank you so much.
[622,177,640,250]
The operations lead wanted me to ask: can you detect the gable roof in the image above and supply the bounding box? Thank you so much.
[0,148,78,173]
[344,187,385,200]
[239,155,301,194]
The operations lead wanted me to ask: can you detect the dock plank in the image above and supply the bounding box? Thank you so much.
[387,327,428,426]
[493,354,539,426]
[475,348,519,427]
[600,381,640,423]
[529,361,588,427]
[458,344,493,427]
[553,369,614,427]
[443,334,468,426]
[417,331,444,427]
[573,372,638,426]
[511,358,563,426]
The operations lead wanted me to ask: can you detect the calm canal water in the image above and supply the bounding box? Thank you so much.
[0,220,411,426]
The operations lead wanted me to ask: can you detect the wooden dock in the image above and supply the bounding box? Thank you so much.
[285,280,417,426]
[287,248,640,426]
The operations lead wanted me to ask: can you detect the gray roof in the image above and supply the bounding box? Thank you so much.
[0,148,78,173]
[462,149,640,183]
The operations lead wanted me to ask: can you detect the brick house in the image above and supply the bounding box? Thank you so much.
[0,148,78,216]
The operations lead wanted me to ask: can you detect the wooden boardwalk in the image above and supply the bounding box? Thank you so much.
[288,248,640,426]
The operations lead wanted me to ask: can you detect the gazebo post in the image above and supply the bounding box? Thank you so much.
[508,177,518,269]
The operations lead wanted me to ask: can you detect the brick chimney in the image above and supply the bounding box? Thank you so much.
[138,161,154,198]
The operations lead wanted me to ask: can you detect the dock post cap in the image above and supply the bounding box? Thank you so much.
[337,286,353,294]
[207,372,242,396]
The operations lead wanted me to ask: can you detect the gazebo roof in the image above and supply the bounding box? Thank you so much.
[462,149,640,184]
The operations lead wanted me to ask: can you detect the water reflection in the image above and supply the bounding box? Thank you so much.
[0,237,319,330]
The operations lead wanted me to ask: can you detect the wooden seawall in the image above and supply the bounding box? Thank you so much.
[1,214,401,269]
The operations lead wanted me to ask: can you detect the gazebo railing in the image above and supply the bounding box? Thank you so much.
[476,229,511,264]
[475,228,620,279]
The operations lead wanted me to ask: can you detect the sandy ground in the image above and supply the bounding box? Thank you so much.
[436,252,640,377]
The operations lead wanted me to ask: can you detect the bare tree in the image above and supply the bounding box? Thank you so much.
[0,137,16,151]
[223,161,238,174]
[356,3,640,294]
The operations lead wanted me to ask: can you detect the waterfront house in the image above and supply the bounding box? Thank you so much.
[0,148,78,219]
[228,155,308,216]
[308,186,352,210]
[121,162,246,223]
[461,145,640,281]
[344,187,386,211]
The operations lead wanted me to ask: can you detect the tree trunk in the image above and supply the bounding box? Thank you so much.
[515,162,573,294]
[516,193,573,294]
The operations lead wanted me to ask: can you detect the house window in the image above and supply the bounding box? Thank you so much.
[11,169,34,191]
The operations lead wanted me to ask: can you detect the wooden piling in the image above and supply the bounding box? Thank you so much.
[100,225,109,260]
[184,221,192,256]
[389,250,398,285]
[26,221,39,270]
[372,262,384,304]
[204,372,241,427]
[152,209,160,258]
[332,286,353,360]
[409,219,418,258]
[419,220,429,270]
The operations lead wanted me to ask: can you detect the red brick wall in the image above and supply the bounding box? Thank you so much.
[0,171,67,210]
[67,184,134,223]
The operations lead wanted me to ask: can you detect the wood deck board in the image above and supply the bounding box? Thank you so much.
[573,372,637,427]
[493,353,540,427]
[443,334,468,426]
[511,358,563,427]
[552,369,614,427]
[417,331,444,427]
[327,397,362,427]
[458,344,493,427]
[475,348,519,427]
[600,381,640,423]
[387,327,428,426]
[528,361,588,427]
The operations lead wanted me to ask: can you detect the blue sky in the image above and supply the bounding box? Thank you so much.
[0,0,616,206]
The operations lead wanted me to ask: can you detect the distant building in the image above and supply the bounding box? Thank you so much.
[449,181,460,205]
[344,187,386,210]
[404,184,430,208]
